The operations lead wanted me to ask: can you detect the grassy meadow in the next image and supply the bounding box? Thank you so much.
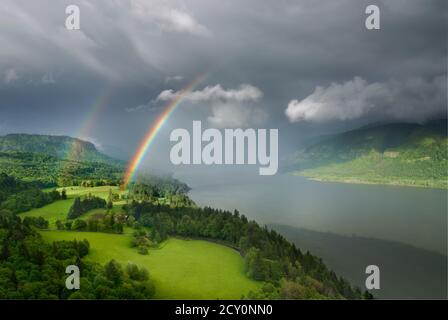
[18,198,74,227]
[18,186,261,299]
[41,231,260,299]
[19,186,125,228]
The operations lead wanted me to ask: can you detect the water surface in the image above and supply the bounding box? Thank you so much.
[178,171,447,298]
[181,172,446,255]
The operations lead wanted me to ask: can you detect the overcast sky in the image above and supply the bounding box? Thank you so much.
[0,0,446,173]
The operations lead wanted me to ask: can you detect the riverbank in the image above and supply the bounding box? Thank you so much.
[295,171,448,190]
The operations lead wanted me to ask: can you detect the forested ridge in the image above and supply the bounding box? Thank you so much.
[0,170,370,299]
[0,210,155,299]
[124,196,371,299]
[0,134,117,164]
[0,151,123,187]
[0,150,189,191]
[0,133,371,299]
[289,119,448,188]
[0,173,64,213]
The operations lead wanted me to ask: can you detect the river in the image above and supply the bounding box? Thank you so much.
[176,170,447,298]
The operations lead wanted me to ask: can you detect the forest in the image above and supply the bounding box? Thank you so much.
[0,133,373,300]
[0,169,372,299]
[0,209,155,299]
[0,173,65,213]
[290,120,448,188]
[123,199,372,299]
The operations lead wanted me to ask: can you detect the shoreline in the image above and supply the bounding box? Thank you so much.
[293,172,448,190]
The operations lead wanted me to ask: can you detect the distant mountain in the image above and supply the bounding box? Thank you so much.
[0,134,120,165]
[0,134,189,190]
[289,119,448,188]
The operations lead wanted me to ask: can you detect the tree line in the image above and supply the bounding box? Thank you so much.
[123,200,372,299]
[0,209,155,299]
[57,211,126,234]
[67,195,106,219]
[0,172,66,214]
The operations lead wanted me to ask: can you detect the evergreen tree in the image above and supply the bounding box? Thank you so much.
[104,259,124,285]
[68,197,83,219]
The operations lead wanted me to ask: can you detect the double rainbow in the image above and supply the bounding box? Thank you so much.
[121,74,206,189]
[61,87,112,175]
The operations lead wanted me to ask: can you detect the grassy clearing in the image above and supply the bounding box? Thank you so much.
[20,185,261,299]
[41,230,261,299]
[58,185,128,205]
[19,198,74,227]
[19,186,126,227]
[56,185,120,198]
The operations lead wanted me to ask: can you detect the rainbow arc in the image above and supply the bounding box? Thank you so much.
[121,75,206,189]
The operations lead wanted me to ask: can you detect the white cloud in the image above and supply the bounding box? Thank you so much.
[162,9,210,36]
[130,0,210,36]
[285,76,446,122]
[156,84,263,103]
[155,83,265,127]
[130,83,266,127]
[0,0,211,83]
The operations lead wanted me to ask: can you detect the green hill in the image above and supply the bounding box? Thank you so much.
[0,134,117,164]
[290,120,448,188]
[40,232,261,299]
[14,184,365,299]
[0,134,190,192]
[0,133,129,187]
[0,151,124,187]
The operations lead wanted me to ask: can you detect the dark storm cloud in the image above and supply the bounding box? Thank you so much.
[0,0,446,165]
[285,76,446,122]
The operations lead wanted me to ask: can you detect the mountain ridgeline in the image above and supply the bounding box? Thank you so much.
[0,134,189,193]
[0,134,123,187]
[289,119,448,188]
[0,134,117,164]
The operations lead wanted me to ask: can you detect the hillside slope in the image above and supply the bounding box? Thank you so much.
[290,120,448,188]
[0,133,190,194]
[0,151,123,187]
[0,134,118,164]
